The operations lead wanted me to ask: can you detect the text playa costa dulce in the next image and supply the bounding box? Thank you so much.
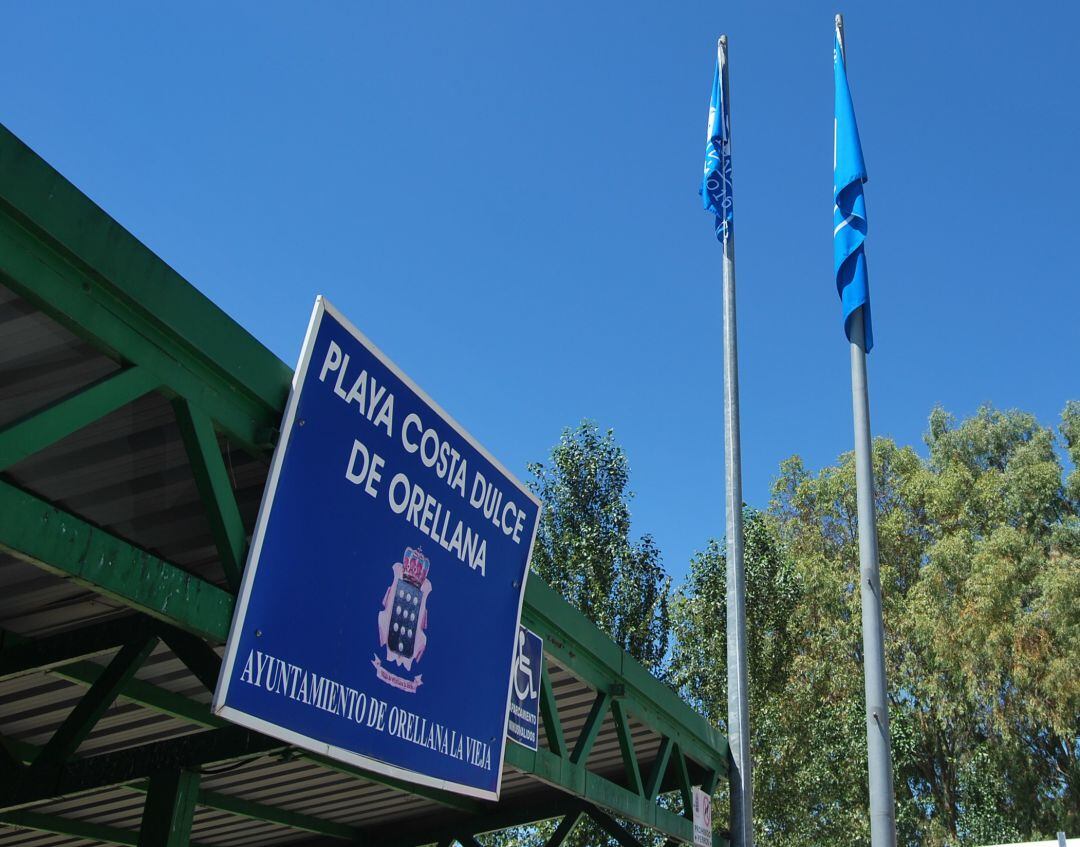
[318,340,531,576]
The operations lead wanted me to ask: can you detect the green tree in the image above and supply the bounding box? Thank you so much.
[670,509,805,840]
[481,423,674,847]
[528,421,671,673]
[673,403,1079,846]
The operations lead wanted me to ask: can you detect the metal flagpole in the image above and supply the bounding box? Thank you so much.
[718,34,753,847]
[836,16,897,847]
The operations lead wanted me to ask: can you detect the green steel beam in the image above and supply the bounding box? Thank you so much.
[54,656,225,728]
[611,699,644,797]
[306,751,482,815]
[0,125,290,454]
[156,626,223,693]
[10,730,368,843]
[506,740,699,844]
[0,481,234,643]
[570,691,611,766]
[0,809,216,847]
[372,797,583,847]
[544,810,582,847]
[28,635,158,777]
[522,578,727,778]
[1,623,224,728]
[137,780,371,843]
[644,736,674,803]
[172,399,246,592]
[1,726,285,812]
[0,367,160,471]
[194,786,366,842]
[586,805,645,847]
[0,809,140,847]
[671,744,693,819]
[137,769,200,847]
[0,618,157,682]
[539,660,566,758]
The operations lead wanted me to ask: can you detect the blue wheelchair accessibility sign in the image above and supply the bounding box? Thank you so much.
[506,625,543,751]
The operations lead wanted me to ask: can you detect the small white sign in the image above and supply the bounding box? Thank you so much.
[692,786,712,847]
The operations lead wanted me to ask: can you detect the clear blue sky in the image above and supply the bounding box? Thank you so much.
[4,2,1076,583]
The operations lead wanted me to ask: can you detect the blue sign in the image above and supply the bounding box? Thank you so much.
[213,298,541,800]
[506,625,543,751]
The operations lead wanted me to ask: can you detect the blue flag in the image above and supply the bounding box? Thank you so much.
[834,25,872,351]
[702,39,733,241]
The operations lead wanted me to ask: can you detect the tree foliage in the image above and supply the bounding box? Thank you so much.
[478,422,672,847]
[672,403,1080,846]
[528,420,671,673]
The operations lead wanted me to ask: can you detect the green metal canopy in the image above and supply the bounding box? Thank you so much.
[0,123,729,847]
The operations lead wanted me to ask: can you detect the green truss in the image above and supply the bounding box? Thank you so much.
[0,122,728,846]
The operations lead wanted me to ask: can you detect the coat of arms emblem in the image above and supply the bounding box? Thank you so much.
[374,547,432,692]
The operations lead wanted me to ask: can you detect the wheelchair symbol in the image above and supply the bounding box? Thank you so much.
[513,628,538,701]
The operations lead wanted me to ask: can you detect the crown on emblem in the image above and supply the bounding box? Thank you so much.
[401,547,430,585]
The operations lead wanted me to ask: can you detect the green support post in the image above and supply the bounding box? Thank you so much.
[0,367,159,471]
[0,810,143,847]
[137,769,200,847]
[539,660,566,757]
[0,618,157,682]
[52,656,227,729]
[504,741,698,843]
[6,732,368,843]
[172,399,247,592]
[0,810,211,847]
[29,635,158,777]
[611,699,644,797]
[523,579,728,777]
[587,806,645,847]
[645,736,674,802]
[570,690,612,766]
[306,751,482,814]
[672,744,694,819]
[544,810,582,847]
[196,787,365,841]
[156,626,222,693]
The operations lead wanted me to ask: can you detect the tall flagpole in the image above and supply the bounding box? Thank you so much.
[718,34,753,847]
[836,16,897,847]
